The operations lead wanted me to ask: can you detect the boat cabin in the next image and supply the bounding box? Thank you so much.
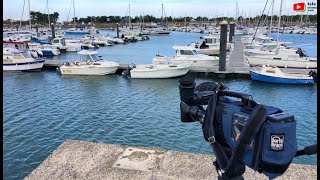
[78,50,101,62]
[173,46,199,56]
[52,38,66,46]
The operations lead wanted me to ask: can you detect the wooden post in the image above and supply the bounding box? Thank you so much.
[229,22,235,42]
[219,20,228,71]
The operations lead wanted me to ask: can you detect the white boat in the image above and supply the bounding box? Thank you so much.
[250,65,315,84]
[152,46,220,67]
[246,53,317,69]
[129,62,191,78]
[59,50,119,75]
[27,43,61,56]
[188,42,220,56]
[243,45,297,57]
[3,42,45,71]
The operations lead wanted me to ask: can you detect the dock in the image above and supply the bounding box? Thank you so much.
[24,140,317,180]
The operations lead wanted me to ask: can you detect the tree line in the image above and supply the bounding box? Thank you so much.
[3,12,317,25]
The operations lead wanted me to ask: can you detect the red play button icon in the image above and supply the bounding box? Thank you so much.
[293,2,306,11]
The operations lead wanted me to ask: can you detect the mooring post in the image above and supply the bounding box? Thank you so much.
[219,20,228,71]
[51,23,55,39]
[229,22,235,42]
[35,23,38,33]
[116,23,119,38]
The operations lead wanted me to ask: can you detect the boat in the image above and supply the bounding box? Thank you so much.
[3,41,45,71]
[246,53,317,69]
[250,65,315,84]
[27,42,61,56]
[128,62,191,79]
[152,46,220,67]
[58,50,119,75]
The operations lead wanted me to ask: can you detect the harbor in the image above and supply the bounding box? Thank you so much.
[3,0,317,180]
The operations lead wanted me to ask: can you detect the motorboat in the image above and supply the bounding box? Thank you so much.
[152,46,220,67]
[243,45,298,57]
[3,41,45,71]
[128,61,191,79]
[246,51,317,69]
[27,42,61,56]
[250,65,315,84]
[58,50,119,75]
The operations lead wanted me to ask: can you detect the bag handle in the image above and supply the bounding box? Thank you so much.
[219,90,256,107]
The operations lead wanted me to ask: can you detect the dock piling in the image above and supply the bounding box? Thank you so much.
[116,23,119,38]
[51,23,55,39]
[219,20,228,71]
[229,22,235,42]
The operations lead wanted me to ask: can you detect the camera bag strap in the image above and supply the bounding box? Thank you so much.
[206,88,268,178]
[225,104,267,172]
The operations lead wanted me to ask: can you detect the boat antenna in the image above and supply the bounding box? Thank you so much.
[249,0,269,46]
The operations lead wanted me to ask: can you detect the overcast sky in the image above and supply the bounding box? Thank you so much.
[3,0,317,22]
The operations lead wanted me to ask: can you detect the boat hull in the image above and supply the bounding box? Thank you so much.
[65,31,91,35]
[250,70,314,84]
[3,60,45,71]
[59,65,118,75]
[247,56,317,69]
[153,57,219,67]
[130,66,190,78]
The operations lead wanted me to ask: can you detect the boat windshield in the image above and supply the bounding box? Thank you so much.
[180,50,198,55]
[91,54,99,61]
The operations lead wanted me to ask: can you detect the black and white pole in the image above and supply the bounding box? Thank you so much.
[219,20,228,71]
[229,22,235,42]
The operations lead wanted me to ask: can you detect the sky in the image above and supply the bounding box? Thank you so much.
[3,0,317,22]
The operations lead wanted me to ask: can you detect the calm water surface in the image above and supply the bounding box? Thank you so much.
[3,31,317,180]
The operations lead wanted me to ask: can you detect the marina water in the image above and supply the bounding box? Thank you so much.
[3,31,317,180]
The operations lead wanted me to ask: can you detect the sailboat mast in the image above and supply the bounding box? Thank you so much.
[47,0,50,28]
[28,0,31,30]
[129,3,131,28]
[270,0,274,32]
[276,0,283,47]
[161,4,164,27]
[73,0,75,25]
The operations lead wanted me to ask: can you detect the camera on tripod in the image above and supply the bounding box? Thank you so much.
[178,73,317,180]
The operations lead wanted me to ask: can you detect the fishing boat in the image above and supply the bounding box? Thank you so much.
[3,42,45,71]
[152,46,220,67]
[58,50,119,75]
[249,65,315,84]
[127,62,191,79]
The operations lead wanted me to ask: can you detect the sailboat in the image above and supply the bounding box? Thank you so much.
[148,4,170,35]
[64,0,91,35]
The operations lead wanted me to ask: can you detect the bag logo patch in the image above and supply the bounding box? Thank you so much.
[270,134,284,151]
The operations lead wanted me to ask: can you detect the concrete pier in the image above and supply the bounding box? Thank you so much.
[24,140,317,180]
